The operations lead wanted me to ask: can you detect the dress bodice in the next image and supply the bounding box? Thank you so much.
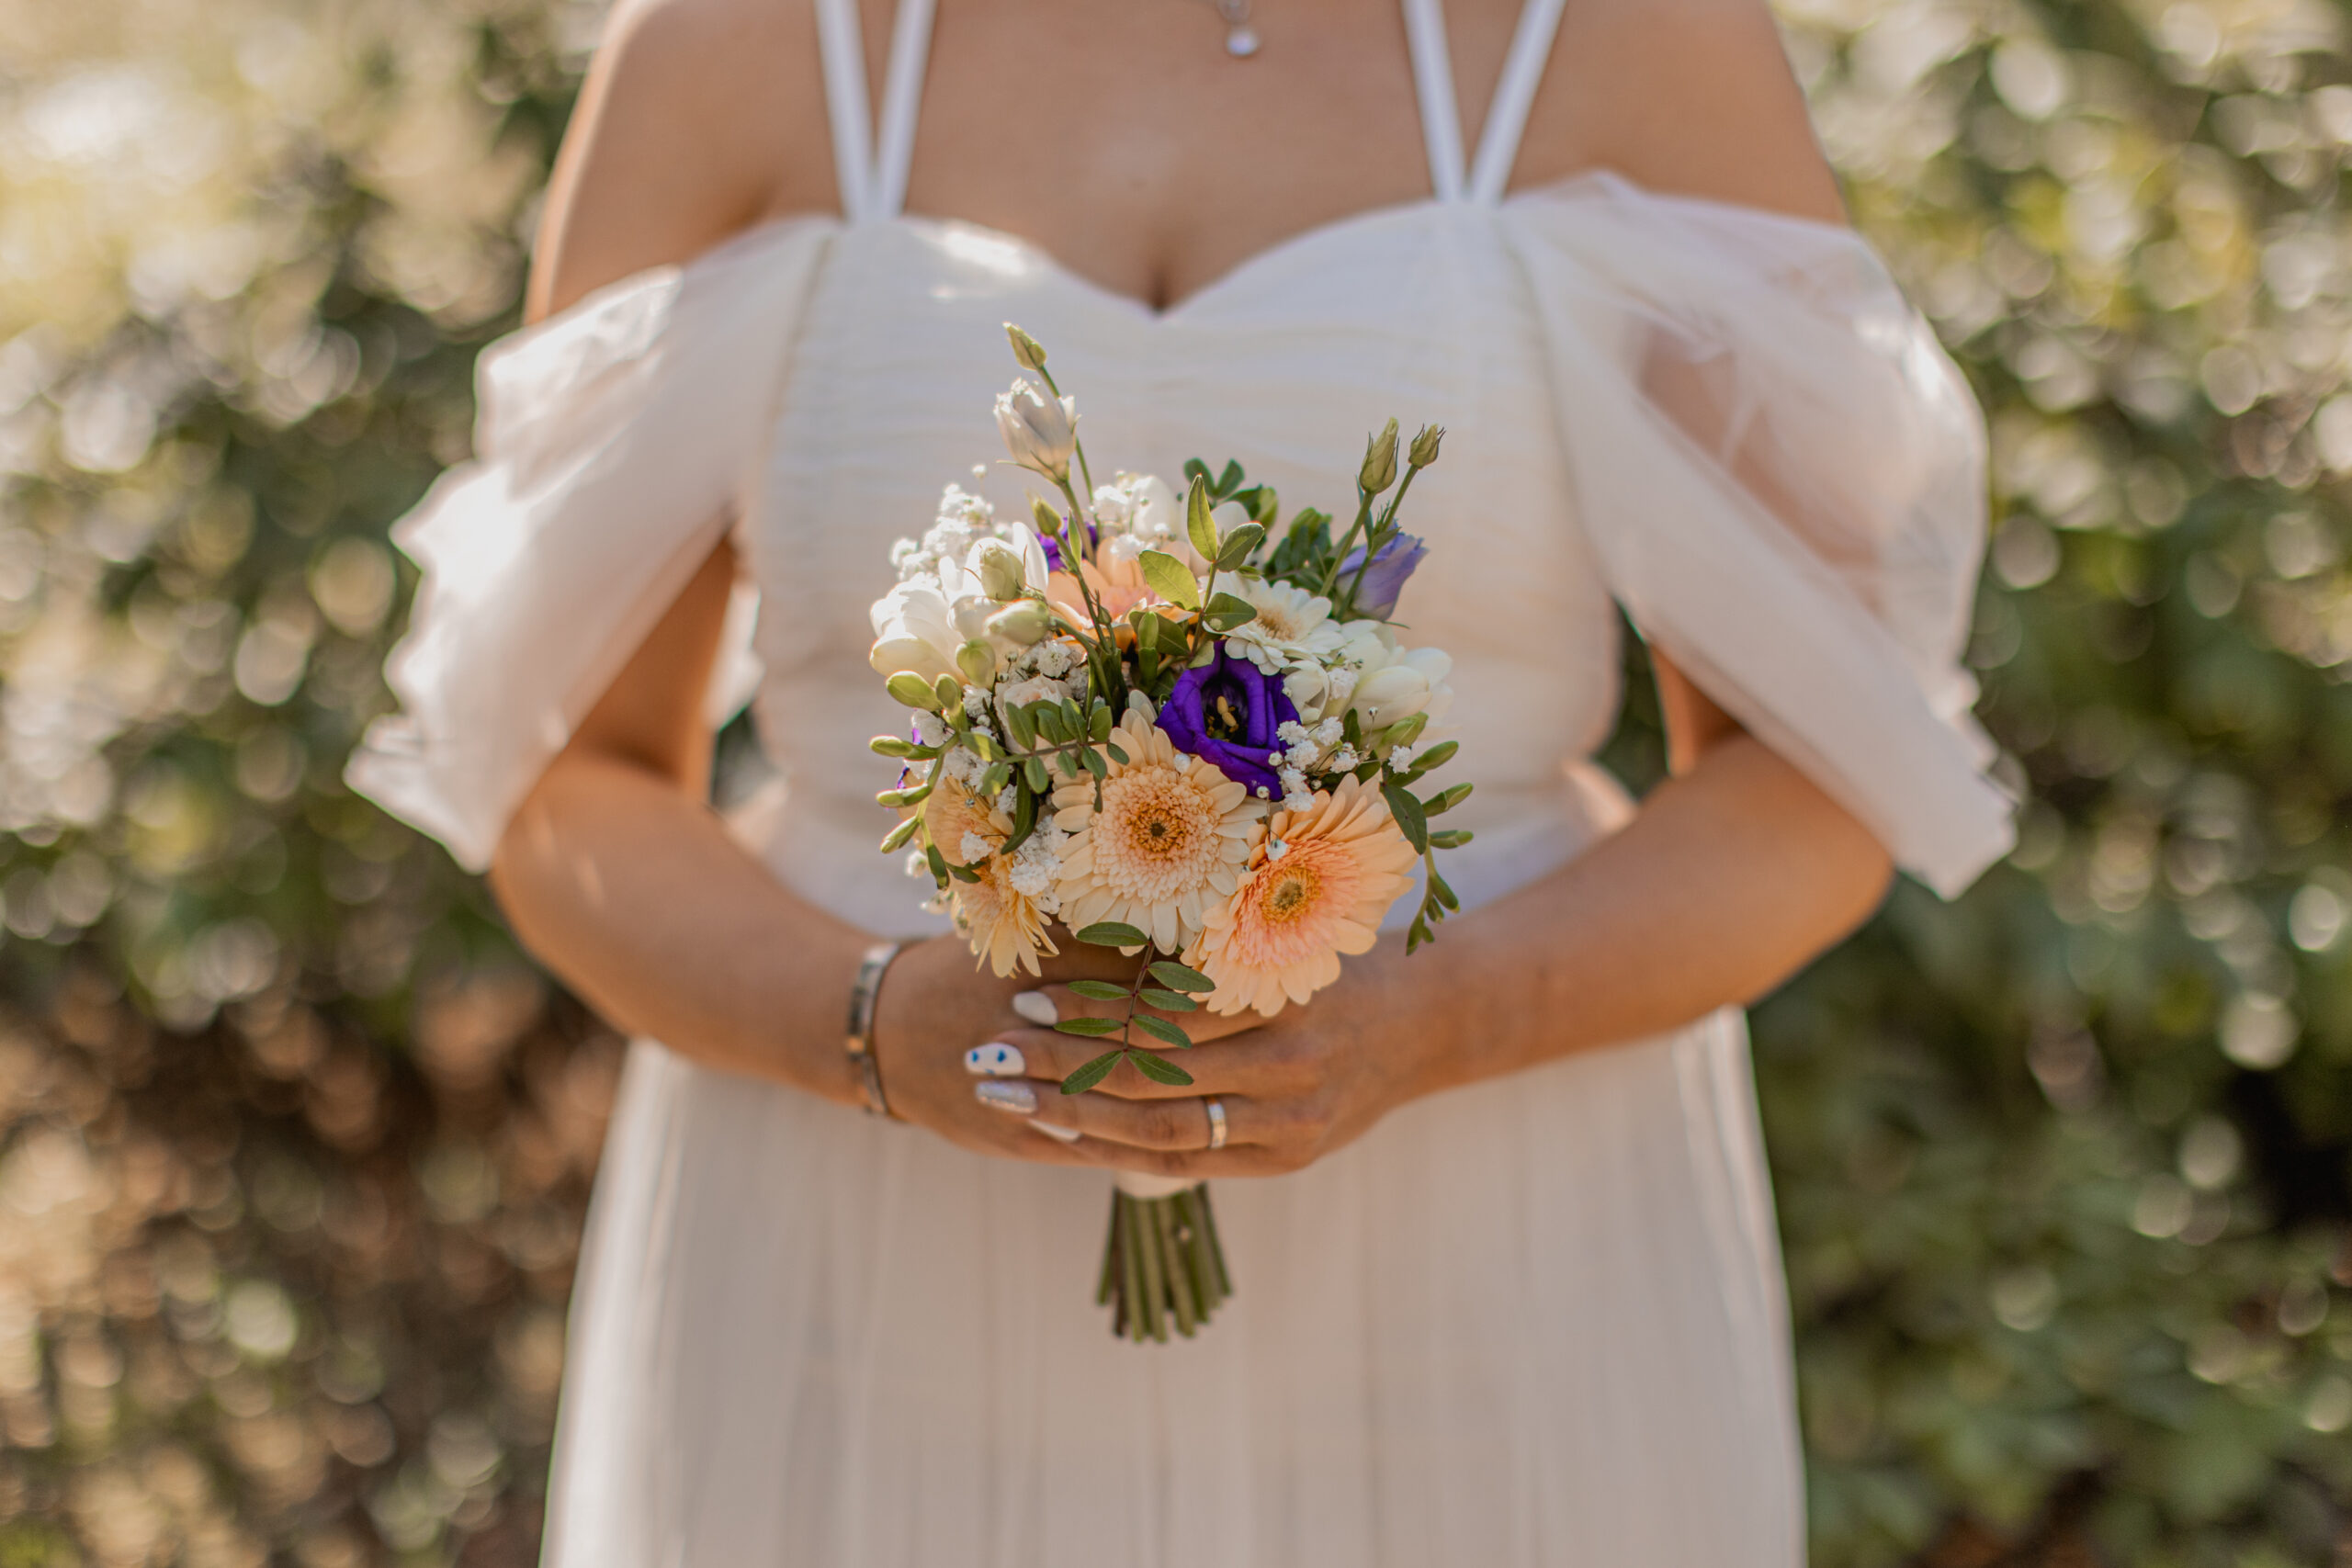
[746,205,1620,931]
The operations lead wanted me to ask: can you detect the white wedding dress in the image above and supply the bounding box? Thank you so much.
[348,0,2013,1557]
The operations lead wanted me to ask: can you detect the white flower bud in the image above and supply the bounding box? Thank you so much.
[971,538,1029,602]
[985,602,1051,646]
[995,379,1078,481]
[956,638,999,687]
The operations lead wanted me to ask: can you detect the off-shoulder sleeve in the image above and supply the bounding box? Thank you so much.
[345,219,832,871]
[1500,175,2013,897]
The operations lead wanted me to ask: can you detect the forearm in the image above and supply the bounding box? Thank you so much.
[489,748,872,1103]
[1411,735,1893,1095]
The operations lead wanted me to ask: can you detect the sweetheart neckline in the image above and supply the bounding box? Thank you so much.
[752,169,1859,326]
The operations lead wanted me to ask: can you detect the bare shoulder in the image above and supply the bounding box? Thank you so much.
[1510,0,1847,224]
[526,0,835,320]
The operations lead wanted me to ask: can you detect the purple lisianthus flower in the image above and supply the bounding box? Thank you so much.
[1036,516,1098,574]
[1157,644,1299,795]
[1337,532,1428,619]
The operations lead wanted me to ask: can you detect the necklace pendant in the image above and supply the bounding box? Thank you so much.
[1224,22,1261,55]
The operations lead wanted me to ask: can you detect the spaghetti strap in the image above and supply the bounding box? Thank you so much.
[1467,0,1568,204]
[1399,0,1467,203]
[813,0,876,220]
[872,0,936,219]
[812,0,936,221]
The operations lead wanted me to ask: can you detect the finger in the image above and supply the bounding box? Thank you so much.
[962,1077,1091,1151]
[970,1026,1306,1100]
[1010,982,1261,1047]
[1029,1089,1272,1155]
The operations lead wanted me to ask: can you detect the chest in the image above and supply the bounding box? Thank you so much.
[868,0,1531,312]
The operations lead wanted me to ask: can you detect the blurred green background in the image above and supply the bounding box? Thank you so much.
[3,0,2351,1562]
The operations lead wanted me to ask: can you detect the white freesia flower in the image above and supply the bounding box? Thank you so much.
[1349,644,1454,730]
[871,530,1053,682]
[868,578,962,682]
[1223,577,1349,674]
[995,379,1077,480]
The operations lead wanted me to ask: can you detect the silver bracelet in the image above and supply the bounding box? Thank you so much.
[843,940,908,1118]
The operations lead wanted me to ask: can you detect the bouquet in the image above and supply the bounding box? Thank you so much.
[866,324,1472,1343]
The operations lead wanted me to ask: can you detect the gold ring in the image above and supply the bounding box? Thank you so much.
[1204,1097,1228,1151]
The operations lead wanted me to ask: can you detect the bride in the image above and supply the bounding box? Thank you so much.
[350,0,2013,1556]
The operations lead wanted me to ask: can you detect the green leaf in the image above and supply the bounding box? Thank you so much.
[1186,474,1219,560]
[1183,457,1211,487]
[1216,459,1244,496]
[924,845,950,884]
[1427,828,1475,849]
[1140,988,1199,1012]
[1148,960,1215,992]
[1131,608,1160,649]
[1189,640,1218,668]
[1406,916,1430,953]
[1428,869,1459,911]
[1133,1014,1192,1049]
[1088,703,1114,742]
[875,782,932,807]
[887,671,941,709]
[979,761,1012,798]
[1054,1016,1125,1037]
[1033,702,1069,743]
[1082,747,1109,779]
[933,674,963,710]
[1427,783,1474,815]
[1004,702,1035,749]
[1059,1050,1125,1094]
[1023,757,1048,793]
[1403,739,1458,777]
[1203,592,1258,632]
[869,734,920,757]
[1216,524,1265,569]
[1127,1049,1196,1087]
[1068,979,1129,1001]
[877,816,921,852]
[1104,741,1130,766]
[1383,783,1430,854]
[1140,549,1201,609]
[1000,785,1038,857]
[1075,920,1148,949]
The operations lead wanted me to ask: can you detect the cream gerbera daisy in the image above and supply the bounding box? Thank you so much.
[1053,699,1263,953]
[927,779,1057,976]
[1184,774,1419,1017]
[1223,577,1350,674]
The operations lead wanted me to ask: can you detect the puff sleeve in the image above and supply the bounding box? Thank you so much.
[345,219,832,871]
[1502,176,2014,897]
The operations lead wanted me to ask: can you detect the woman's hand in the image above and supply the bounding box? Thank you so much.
[866,935,1263,1165]
[966,939,1446,1179]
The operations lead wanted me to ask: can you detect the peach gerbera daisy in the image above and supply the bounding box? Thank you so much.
[1184,774,1419,1017]
[928,779,1057,976]
[1053,697,1264,953]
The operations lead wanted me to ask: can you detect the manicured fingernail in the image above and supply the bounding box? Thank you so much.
[1012,991,1057,1026]
[965,1043,1026,1077]
[1030,1121,1081,1144]
[975,1081,1038,1114]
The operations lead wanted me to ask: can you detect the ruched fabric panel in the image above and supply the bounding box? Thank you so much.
[345,219,833,870]
[1501,175,2014,896]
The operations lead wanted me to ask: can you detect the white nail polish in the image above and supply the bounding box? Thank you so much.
[1012,991,1057,1027]
[1030,1121,1082,1144]
[964,1042,1027,1077]
[975,1080,1039,1114]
